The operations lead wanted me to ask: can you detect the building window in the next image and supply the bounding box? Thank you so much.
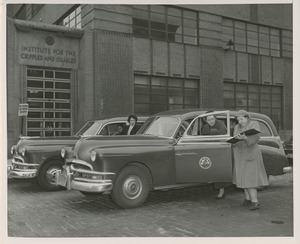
[281,29,292,57]
[247,23,258,54]
[133,5,197,45]
[223,18,281,57]
[26,68,71,137]
[14,4,26,20]
[14,4,43,20]
[223,81,283,129]
[32,4,43,17]
[234,21,247,52]
[58,5,81,29]
[134,75,199,115]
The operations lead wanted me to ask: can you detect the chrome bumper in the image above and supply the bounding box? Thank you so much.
[8,157,39,179]
[55,165,114,192]
[283,166,293,173]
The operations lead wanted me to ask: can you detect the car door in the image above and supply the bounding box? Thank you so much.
[174,111,233,183]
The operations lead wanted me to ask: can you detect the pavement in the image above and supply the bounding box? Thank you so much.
[5,171,294,240]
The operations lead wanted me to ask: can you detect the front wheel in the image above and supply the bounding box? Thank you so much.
[111,165,149,209]
[37,159,64,191]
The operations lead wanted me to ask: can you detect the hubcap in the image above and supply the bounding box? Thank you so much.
[122,176,142,200]
[46,166,60,185]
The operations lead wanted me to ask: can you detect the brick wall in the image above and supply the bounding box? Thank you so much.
[201,46,224,108]
[93,30,134,117]
[183,4,292,30]
[257,4,292,30]
[83,4,132,34]
[7,18,20,154]
[79,4,134,120]
[152,41,168,76]
[133,38,151,75]
[74,30,96,132]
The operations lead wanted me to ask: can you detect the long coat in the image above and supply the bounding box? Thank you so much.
[232,119,269,188]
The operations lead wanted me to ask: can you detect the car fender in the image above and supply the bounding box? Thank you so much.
[93,144,176,187]
[260,144,289,176]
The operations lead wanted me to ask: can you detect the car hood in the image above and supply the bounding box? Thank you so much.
[73,135,175,156]
[15,136,81,149]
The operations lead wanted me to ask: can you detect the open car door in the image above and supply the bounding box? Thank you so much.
[174,111,233,183]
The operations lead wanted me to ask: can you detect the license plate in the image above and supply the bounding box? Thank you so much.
[57,170,68,187]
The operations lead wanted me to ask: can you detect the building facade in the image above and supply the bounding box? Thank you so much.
[6,4,293,152]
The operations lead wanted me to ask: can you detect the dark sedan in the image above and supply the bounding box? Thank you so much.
[8,116,147,191]
[56,110,289,208]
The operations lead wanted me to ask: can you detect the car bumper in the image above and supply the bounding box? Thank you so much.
[8,157,39,179]
[283,166,293,173]
[55,165,114,192]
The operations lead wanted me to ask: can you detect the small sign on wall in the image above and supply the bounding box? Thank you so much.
[18,103,29,116]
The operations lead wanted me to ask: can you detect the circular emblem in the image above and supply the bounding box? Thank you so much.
[45,36,54,45]
[199,157,212,169]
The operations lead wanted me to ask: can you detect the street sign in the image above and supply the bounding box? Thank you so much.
[18,103,29,116]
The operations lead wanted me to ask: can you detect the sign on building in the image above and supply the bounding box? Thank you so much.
[18,103,29,116]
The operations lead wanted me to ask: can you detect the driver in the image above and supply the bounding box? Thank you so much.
[201,112,227,135]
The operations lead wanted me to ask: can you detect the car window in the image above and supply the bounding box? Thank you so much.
[76,121,102,136]
[229,119,238,136]
[143,117,180,137]
[186,112,229,136]
[227,118,271,137]
[135,122,145,134]
[256,120,272,137]
[174,119,192,139]
[186,117,203,136]
[98,122,127,135]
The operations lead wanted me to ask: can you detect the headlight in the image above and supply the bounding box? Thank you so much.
[61,148,66,158]
[90,150,97,162]
[19,147,26,156]
[10,145,16,155]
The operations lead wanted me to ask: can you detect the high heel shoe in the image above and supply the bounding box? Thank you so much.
[249,202,260,210]
[215,193,225,200]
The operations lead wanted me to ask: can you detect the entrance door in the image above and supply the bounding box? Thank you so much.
[175,111,233,183]
[26,68,71,137]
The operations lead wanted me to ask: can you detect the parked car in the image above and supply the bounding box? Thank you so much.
[283,136,293,165]
[8,116,148,191]
[56,110,290,209]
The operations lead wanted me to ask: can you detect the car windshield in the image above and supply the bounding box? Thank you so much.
[75,121,102,136]
[140,117,180,138]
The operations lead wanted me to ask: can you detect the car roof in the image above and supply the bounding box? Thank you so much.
[152,109,278,136]
[87,116,148,123]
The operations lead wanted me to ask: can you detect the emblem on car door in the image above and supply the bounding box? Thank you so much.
[199,157,212,169]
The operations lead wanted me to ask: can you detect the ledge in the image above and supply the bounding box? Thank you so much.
[14,19,84,38]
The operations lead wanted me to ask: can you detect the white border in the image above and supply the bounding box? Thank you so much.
[1,1,298,244]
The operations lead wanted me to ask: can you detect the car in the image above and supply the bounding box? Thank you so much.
[283,136,293,165]
[8,116,148,191]
[55,110,290,209]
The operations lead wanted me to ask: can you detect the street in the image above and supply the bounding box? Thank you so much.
[6,171,293,238]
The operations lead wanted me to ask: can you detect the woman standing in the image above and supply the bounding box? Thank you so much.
[232,110,269,210]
